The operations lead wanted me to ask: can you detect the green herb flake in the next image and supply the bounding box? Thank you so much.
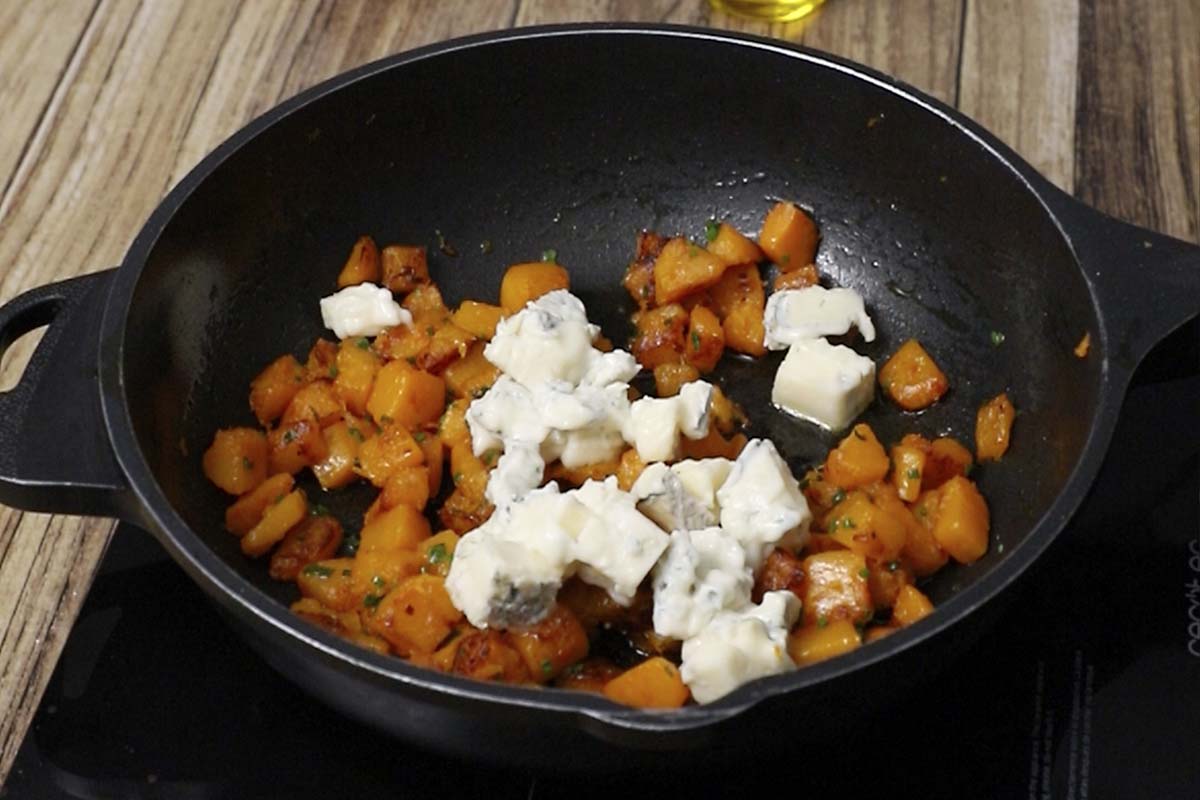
[242,456,254,471]
[406,356,417,365]
[427,543,449,565]
[541,248,558,264]
[481,449,500,466]
[906,467,920,480]
[341,568,352,576]
[480,239,493,254]
[639,283,651,299]
[301,563,333,578]
[691,331,701,350]
[540,659,554,676]
[425,325,436,336]
[341,532,361,557]
[704,220,720,242]
[282,429,297,444]
[348,427,365,442]
[688,244,700,258]
[780,253,791,265]
[273,493,286,505]
[309,503,330,517]
[371,575,386,588]
[817,615,829,628]
[844,517,856,529]
[989,330,1006,347]
[858,567,870,579]
[328,364,339,379]
[831,488,847,505]
[916,505,928,518]
[452,472,464,485]
[435,229,458,257]
[356,337,371,350]
[413,432,426,442]
[363,594,383,609]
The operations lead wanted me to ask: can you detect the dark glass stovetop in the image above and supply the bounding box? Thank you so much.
[5,324,1198,799]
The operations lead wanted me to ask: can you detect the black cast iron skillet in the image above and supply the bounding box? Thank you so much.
[0,25,1196,769]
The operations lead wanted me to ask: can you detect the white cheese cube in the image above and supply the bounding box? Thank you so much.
[763,286,876,350]
[716,438,812,567]
[669,458,734,517]
[570,478,671,605]
[484,444,544,509]
[627,381,714,462]
[631,463,717,532]
[771,338,875,431]
[651,527,753,640]
[318,283,412,339]
[679,590,800,704]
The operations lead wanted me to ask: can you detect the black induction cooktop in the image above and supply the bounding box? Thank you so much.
[5,323,1197,800]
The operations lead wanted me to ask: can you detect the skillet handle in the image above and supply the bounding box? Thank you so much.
[0,271,135,520]
[1047,191,1200,374]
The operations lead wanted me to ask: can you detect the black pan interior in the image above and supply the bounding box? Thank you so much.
[123,31,1101,611]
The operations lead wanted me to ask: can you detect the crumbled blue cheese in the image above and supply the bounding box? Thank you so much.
[445,484,580,628]
[483,290,601,386]
[651,527,753,640]
[445,480,669,627]
[571,477,672,605]
[716,439,812,568]
[771,337,876,431]
[669,458,734,518]
[626,380,714,462]
[631,462,717,532]
[763,286,876,350]
[679,591,800,704]
[318,283,412,339]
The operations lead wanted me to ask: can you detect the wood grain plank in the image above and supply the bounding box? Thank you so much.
[1076,0,1199,240]
[958,0,1079,190]
[0,0,98,201]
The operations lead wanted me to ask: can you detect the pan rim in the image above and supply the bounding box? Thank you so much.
[95,22,1126,735]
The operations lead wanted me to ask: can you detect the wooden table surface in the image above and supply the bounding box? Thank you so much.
[0,0,1196,783]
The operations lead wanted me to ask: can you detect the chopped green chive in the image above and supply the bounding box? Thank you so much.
[309,503,330,516]
[688,244,700,257]
[990,330,1006,347]
[363,594,383,609]
[425,325,436,336]
[427,543,449,564]
[704,220,720,242]
[906,467,920,480]
[858,567,870,579]
[479,240,493,254]
[780,253,791,265]
[540,659,554,676]
[301,563,333,578]
[691,331,701,350]
[356,337,371,349]
[242,456,254,470]
[406,356,417,365]
[541,248,557,263]
[452,472,464,485]
[282,429,297,444]
[413,432,426,442]
[371,575,386,588]
[831,488,846,505]
[817,615,829,628]
[481,449,500,466]
[844,517,856,529]
[348,427,364,442]
[328,364,339,379]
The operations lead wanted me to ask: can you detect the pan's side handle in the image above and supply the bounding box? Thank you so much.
[1047,191,1200,373]
[0,271,136,520]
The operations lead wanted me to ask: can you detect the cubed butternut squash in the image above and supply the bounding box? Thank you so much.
[355,426,424,487]
[508,605,590,683]
[500,262,569,314]
[930,475,989,563]
[296,557,361,612]
[773,262,820,291]
[443,342,500,399]
[823,489,907,563]
[311,422,360,490]
[380,465,431,511]
[365,574,461,656]
[892,584,934,626]
[203,427,270,495]
[451,301,503,340]
[336,235,380,288]
[381,245,429,294]
[800,550,873,627]
[241,489,307,557]
[787,619,860,666]
[706,222,764,266]
[879,339,949,410]
[975,392,1015,461]
[924,436,974,489]
[685,304,725,373]
[367,361,445,429]
[603,657,690,708]
[225,473,295,535]
[418,530,459,577]
[282,381,343,428]
[890,442,928,502]
[824,423,890,489]
[653,363,700,397]
[759,201,819,269]
[249,355,305,425]
[334,338,380,416]
[653,237,728,304]
[268,514,343,581]
[630,304,688,368]
[268,415,329,475]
